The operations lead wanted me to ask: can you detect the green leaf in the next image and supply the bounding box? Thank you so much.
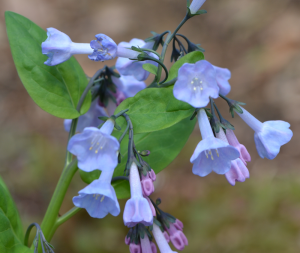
[5,11,91,119]
[80,117,196,199]
[0,176,33,253]
[114,88,194,134]
[142,63,158,76]
[165,51,205,83]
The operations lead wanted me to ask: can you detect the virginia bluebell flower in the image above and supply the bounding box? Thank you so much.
[189,0,206,14]
[173,60,219,108]
[164,223,188,251]
[64,98,108,132]
[152,223,178,253]
[67,119,119,172]
[88,34,117,61]
[42,27,93,66]
[112,75,146,98]
[190,109,240,177]
[116,38,158,81]
[216,128,249,185]
[225,129,251,165]
[237,107,293,159]
[123,162,153,227]
[140,233,157,253]
[213,65,231,96]
[72,169,120,218]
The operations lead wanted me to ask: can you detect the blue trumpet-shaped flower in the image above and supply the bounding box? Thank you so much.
[152,223,177,253]
[42,28,93,66]
[73,169,120,218]
[190,109,240,177]
[123,162,153,227]
[116,38,158,81]
[189,0,206,14]
[173,60,219,108]
[237,107,293,159]
[112,75,146,98]
[213,65,231,96]
[64,98,108,132]
[88,34,118,61]
[67,119,119,172]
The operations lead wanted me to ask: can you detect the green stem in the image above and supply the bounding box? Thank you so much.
[54,207,81,229]
[40,159,78,242]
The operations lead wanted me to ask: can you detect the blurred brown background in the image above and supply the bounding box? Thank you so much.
[1,0,300,252]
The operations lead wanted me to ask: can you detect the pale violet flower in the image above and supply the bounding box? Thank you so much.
[225,129,251,165]
[237,107,293,159]
[112,75,146,99]
[173,60,219,108]
[213,65,231,96]
[164,223,188,251]
[141,170,156,197]
[64,98,108,132]
[116,38,158,81]
[123,162,153,227]
[88,34,117,61]
[73,169,120,218]
[67,119,119,172]
[189,0,206,14]
[216,128,249,185]
[152,223,177,253]
[140,233,157,253]
[42,28,93,66]
[190,109,240,177]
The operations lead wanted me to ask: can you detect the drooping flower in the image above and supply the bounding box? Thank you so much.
[72,169,120,218]
[88,34,118,61]
[129,243,142,253]
[213,65,231,96]
[42,28,93,66]
[152,224,178,253]
[123,162,153,227]
[173,60,219,108]
[64,98,108,132]
[112,75,146,98]
[225,129,251,165]
[173,219,184,231]
[140,233,157,253]
[67,119,119,172]
[141,171,155,197]
[237,107,293,159]
[216,128,249,185]
[190,109,240,177]
[189,0,206,14]
[116,38,158,81]
[164,223,188,251]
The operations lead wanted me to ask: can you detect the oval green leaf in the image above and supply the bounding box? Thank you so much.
[5,11,90,119]
[80,116,196,199]
[0,176,33,253]
[114,88,194,134]
[142,63,158,76]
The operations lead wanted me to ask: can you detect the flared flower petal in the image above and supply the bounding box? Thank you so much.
[225,158,250,186]
[173,60,219,108]
[88,34,117,61]
[123,162,153,227]
[67,119,119,172]
[64,98,108,132]
[42,28,93,66]
[225,129,251,165]
[237,107,293,159]
[213,65,231,96]
[72,169,120,218]
[116,39,158,81]
[152,224,177,253]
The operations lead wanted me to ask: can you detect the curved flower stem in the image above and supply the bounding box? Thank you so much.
[51,207,82,233]
[39,159,78,243]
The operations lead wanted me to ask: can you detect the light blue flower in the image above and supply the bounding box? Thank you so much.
[173,60,219,108]
[88,34,118,61]
[213,65,231,96]
[64,98,108,132]
[73,169,120,218]
[225,158,249,186]
[189,0,206,14]
[237,107,293,159]
[42,27,93,66]
[67,119,119,172]
[116,38,158,81]
[123,162,153,227]
[190,109,240,177]
[112,75,146,98]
